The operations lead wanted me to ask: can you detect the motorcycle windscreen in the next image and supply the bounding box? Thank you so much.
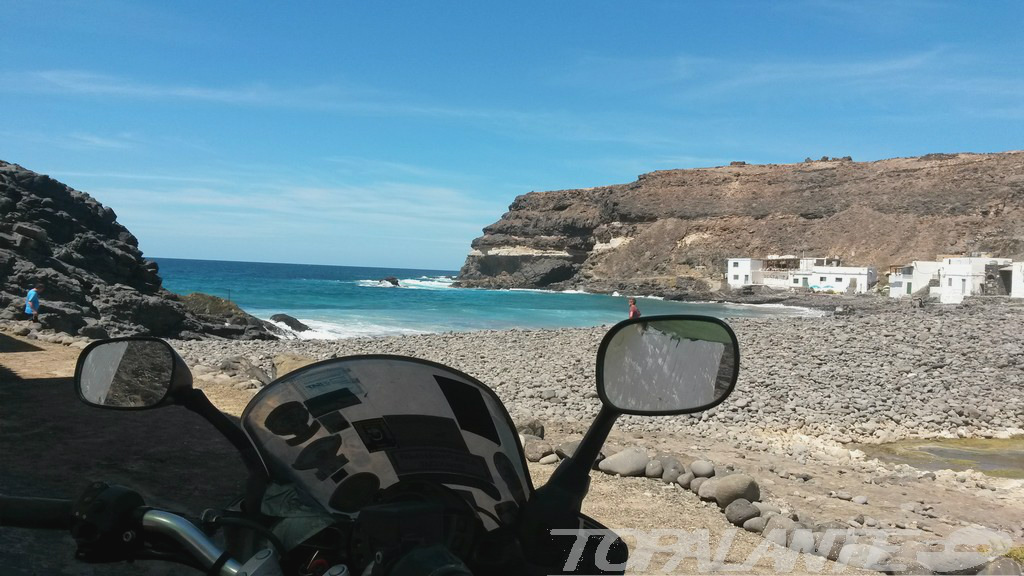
[241,355,531,530]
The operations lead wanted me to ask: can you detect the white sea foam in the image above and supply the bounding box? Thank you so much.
[355,279,400,288]
[264,318,433,340]
[355,276,454,290]
[400,276,455,290]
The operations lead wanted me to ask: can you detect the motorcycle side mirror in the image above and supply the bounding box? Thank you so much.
[596,316,739,415]
[74,337,193,410]
[520,315,741,566]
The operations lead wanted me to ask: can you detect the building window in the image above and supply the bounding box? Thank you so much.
[793,278,799,284]
[835,278,842,283]
[948,278,953,286]
[819,277,826,283]
[732,262,738,267]
[733,274,739,280]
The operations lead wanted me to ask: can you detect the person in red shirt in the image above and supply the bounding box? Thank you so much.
[628,297,641,319]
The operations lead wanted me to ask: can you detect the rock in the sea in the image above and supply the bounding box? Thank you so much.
[713,474,760,509]
[724,499,760,526]
[598,446,649,477]
[270,313,310,332]
[690,459,715,478]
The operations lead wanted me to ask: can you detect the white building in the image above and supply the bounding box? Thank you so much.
[792,266,878,294]
[726,256,876,294]
[888,261,942,299]
[1011,262,1024,299]
[726,258,762,288]
[889,256,1014,304]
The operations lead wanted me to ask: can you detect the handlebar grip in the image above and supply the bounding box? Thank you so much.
[0,495,74,529]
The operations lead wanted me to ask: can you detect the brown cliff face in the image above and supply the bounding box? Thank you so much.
[457,152,1024,296]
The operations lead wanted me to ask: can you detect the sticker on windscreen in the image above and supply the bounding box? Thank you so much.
[294,368,365,399]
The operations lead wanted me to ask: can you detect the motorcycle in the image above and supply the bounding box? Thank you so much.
[0,315,739,575]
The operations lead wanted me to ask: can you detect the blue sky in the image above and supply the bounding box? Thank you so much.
[2,1,1022,270]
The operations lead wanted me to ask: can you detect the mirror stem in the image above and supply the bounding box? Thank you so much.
[518,405,619,566]
[180,389,266,479]
[546,405,618,500]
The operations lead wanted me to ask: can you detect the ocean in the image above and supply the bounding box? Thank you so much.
[155,258,813,339]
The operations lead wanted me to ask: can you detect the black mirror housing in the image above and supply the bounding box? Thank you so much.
[596,315,740,416]
[74,337,194,410]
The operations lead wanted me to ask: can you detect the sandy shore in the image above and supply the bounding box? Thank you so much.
[3,298,1024,573]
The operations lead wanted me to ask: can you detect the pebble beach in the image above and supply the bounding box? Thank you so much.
[169,298,1024,447]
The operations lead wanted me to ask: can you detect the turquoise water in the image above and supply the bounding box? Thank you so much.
[155,258,812,339]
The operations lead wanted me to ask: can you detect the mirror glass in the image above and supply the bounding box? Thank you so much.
[599,317,738,414]
[78,340,175,408]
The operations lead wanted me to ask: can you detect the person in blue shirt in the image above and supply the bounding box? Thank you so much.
[24,284,43,322]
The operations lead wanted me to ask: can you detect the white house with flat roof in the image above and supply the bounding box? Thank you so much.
[726,256,876,293]
[888,261,943,299]
[726,258,762,288]
[889,256,1016,304]
[1011,262,1024,299]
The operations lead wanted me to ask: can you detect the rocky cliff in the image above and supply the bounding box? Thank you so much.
[457,152,1024,297]
[0,161,278,339]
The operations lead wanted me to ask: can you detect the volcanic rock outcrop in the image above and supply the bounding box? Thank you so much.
[457,152,1024,297]
[0,161,278,339]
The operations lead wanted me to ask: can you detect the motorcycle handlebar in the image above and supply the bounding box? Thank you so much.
[0,494,243,575]
[141,509,242,575]
[0,495,74,530]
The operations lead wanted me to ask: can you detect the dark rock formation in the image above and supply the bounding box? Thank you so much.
[381,276,400,287]
[457,152,1024,296]
[270,313,311,332]
[0,161,278,339]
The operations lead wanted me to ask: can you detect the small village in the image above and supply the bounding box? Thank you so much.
[726,254,1024,305]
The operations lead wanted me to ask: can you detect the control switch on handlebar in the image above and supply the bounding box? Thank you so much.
[71,482,146,563]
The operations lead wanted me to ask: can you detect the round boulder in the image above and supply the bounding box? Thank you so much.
[690,477,707,494]
[724,499,759,527]
[712,474,760,509]
[742,516,766,534]
[977,558,1022,575]
[690,459,715,478]
[523,436,553,462]
[598,446,649,477]
[661,462,683,484]
[763,516,796,547]
[645,459,664,479]
[697,477,719,501]
[675,471,694,489]
[838,544,893,572]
